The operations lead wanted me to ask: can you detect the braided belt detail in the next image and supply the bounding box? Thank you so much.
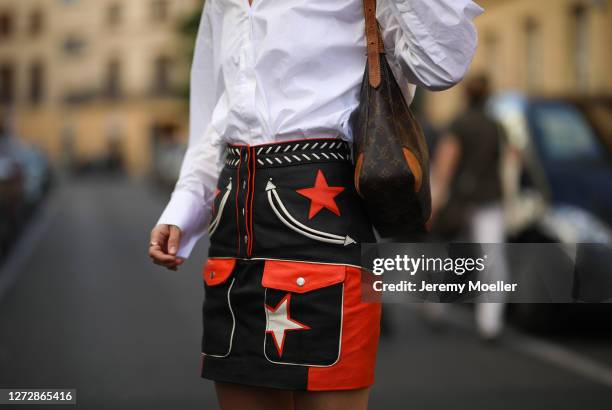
[224,139,352,168]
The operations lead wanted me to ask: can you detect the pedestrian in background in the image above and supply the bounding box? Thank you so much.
[431,75,511,340]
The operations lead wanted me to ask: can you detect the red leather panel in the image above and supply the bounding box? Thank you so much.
[262,260,346,294]
[203,258,236,286]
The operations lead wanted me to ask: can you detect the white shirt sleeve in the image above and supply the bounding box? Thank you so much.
[156,1,222,258]
[377,0,484,91]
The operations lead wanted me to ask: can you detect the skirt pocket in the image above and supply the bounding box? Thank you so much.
[202,258,237,358]
[262,260,346,367]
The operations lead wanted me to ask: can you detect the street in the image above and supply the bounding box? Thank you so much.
[0,177,611,410]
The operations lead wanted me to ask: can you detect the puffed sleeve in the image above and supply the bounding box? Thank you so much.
[377,0,484,91]
[157,0,223,258]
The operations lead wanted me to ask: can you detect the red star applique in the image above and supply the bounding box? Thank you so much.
[296,170,345,219]
[265,294,310,357]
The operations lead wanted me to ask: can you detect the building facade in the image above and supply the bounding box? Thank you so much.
[424,0,612,124]
[0,0,200,175]
[2,0,610,171]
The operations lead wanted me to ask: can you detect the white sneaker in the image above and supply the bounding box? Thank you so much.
[475,302,505,340]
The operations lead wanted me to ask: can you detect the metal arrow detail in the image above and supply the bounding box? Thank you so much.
[266,180,356,246]
[209,178,232,236]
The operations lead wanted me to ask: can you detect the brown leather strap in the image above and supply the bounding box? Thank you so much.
[363,0,384,88]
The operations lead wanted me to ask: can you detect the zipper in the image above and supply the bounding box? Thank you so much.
[248,146,256,256]
[244,147,252,256]
[235,150,242,256]
[242,146,256,257]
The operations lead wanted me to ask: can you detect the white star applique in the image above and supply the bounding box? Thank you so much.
[265,293,310,357]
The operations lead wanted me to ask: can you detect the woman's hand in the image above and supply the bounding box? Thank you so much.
[149,224,184,271]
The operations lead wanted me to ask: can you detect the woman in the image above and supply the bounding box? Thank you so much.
[149,0,482,408]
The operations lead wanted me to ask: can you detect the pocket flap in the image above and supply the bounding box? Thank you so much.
[203,258,236,286]
[262,260,346,294]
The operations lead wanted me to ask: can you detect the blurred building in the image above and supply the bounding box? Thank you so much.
[425,0,612,124]
[0,0,200,176]
[2,0,609,173]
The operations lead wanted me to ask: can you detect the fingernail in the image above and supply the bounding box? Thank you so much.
[170,246,177,254]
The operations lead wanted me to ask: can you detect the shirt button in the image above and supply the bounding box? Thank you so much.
[242,208,246,216]
[244,235,248,244]
[296,277,306,287]
[242,180,247,189]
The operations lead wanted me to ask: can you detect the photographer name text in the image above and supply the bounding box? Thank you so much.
[372,280,518,293]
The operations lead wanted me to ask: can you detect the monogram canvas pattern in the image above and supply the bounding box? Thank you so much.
[349,2,432,237]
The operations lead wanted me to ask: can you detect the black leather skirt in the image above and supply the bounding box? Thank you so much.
[200,138,381,391]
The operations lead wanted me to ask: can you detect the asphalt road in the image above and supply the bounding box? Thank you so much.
[0,177,611,410]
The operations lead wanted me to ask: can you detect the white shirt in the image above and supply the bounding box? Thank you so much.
[158,0,483,258]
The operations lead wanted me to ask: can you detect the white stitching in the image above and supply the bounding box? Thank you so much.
[225,141,349,167]
[202,278,236,359]
[262,284,344,368]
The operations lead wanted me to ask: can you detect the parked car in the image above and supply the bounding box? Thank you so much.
[0,133,53,260]
[6,141,52,209]
[490,93,612,330]
[0,156,24,259]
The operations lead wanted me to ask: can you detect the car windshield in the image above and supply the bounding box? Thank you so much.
[530,102,604,163]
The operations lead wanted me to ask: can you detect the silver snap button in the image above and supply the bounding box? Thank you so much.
[244,235,248,244]
[243,180,247,189]
[242,208,246,216]
[296,277,305,287]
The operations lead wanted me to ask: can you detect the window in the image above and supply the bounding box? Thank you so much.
[0,63,15,104]
[531,102,603,163]
[29,61,45,104]
[63,36,87,56]
[29,9,44,36]
[524,18,541,93]
[107,3,122,27]
[0,12,14,40]
[151,0,169,22]
[106,59,122,99]
[572,5,590,91]
[153,56,172,95]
